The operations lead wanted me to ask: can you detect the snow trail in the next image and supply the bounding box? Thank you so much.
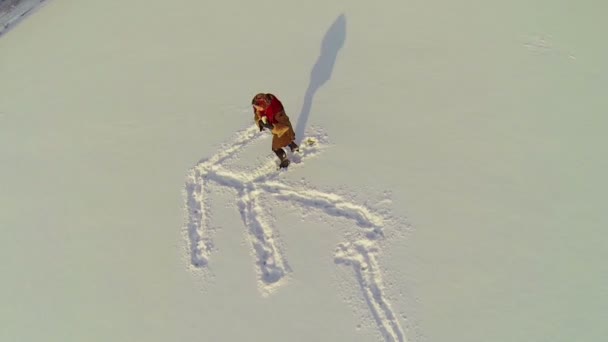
[184,125,406,340]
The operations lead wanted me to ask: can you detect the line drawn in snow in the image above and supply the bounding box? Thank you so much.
[183,124,409,342]
[336,241,405,342]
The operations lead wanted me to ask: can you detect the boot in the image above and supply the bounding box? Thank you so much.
[288,142,299,153]
[274,148,290,168]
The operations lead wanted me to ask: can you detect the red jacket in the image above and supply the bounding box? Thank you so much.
[256,95,284,124]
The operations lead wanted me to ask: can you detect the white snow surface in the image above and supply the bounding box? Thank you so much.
[1,1,607,342]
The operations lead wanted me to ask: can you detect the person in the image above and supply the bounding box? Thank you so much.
[251,93,299,168]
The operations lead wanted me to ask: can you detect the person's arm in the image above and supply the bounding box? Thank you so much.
[254,110,264,131]
[255,110,274,131]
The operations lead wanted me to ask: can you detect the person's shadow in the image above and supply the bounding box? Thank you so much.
[295,14,346,144]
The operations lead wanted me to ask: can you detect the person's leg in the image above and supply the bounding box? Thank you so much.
[288,141,299,152]
[273,148,287,161]
[273,148,290,168]
[272,133,292,168]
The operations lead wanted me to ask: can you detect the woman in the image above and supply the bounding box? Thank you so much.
[251,93,299,168]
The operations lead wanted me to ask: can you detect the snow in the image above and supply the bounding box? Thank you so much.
[1,1,607,342]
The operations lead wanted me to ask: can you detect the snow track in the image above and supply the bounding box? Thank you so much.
[336,241,405,342]
[184,125,407,341]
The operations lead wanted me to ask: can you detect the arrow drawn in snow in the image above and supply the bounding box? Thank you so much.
[184,125,407,341]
